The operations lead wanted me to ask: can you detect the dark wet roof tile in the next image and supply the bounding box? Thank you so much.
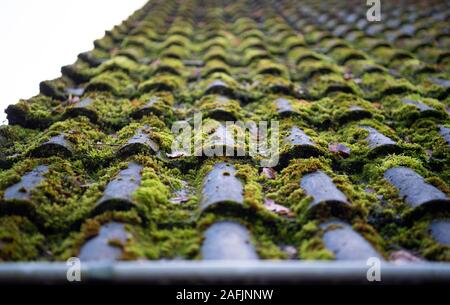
[429,220,450,245]
[117,127,159,157]
[30,134,73,158]
[384,167,449,209]
[79,222,128,262]
[320,221,383,260]
[201,221,258,260]
[200,162,244,212]
[300,171,350,211]
[361,126,399,155]
[94,162,143,214]
[3,165,48,203]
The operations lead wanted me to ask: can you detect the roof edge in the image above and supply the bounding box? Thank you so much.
[1,260,450,284]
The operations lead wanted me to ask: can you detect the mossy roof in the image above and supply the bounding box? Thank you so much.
[0,0,450,264]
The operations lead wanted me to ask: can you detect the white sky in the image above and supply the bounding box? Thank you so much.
[0,0,148,124]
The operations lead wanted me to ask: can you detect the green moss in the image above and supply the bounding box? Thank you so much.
[1,0,449,264]
[167,22,193,37]
[202,59,231,77]
[250,74,295,98]
[0,216,44,261]
[318,37,347,50]
[315,93,384,125]
[355,37,389,51]
[116,116,173,152]
[360,155,449,220]
[282,35,305,50]
[132,92,175,122]
[0,125,39,167]
[162,44,192,59]
[360,73,417,100]
[193,72,242,98]
[30,117,113,169]
[306,74,361,99]
[288,46,323,64]
[243,49,271,65]
[116,47,146,64]
[194,119,248,158]
[321,116,425,172]
[246,95,313,126]
[56,205,199,261]
[305,30,332,45]
[0,157,90,231]
[234,163,265,212]
[363,155,428,182]
[296,60,341,81]
[54,210,141,260]
[138,73,185,94]
[328,47,368,64]
[232,17,256,34]
[416,46,448,66]
[194,160,281,221]
[265,158,328,209]
[392,58,436,79]
[122,35,153,51]
[381,94,447,127]
[69,92,134,131]
[417,73,450,99]
[131,158,196,225]
[250,218,288,259]
[151,57,185,76]
[264,157,372,222]
[95,56,141,75]
[386,212,450,261]
[86,49,110,65]
[196,94,242,120]
[202,37,228,51]
[86,70,136,97]
[73,157,157,212]
[132,25,160,41]
[126,226,200,259]
[94,35,114,51]
[161,34,192,50]
[203,46,228,62]
[346,59,387,77]
[40,77,73,100]
[352,220,387,257]
[252,59,288,77]
[296,221,335,260]
[295,219,387,260]
[371,46,414,66]
[274,118,328,160]
[402,119,450,181]
[6,95,63,128]
[240,32,264,46]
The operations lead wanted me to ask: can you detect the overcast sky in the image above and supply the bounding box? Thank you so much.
[0,0,148,124]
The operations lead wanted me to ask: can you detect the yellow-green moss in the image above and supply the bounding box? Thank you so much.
[0,157,90,231]
[0,216,44,261]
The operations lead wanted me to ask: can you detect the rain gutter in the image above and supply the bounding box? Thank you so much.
[1,260,450,284]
